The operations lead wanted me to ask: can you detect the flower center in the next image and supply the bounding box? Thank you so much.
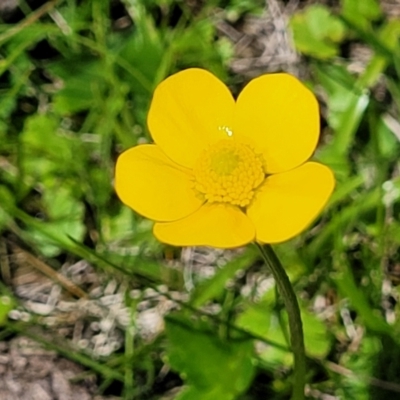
[193,139,265,207]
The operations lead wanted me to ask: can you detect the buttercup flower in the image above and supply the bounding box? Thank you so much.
[115,69,335,248]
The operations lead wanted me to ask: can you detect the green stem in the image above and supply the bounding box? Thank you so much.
[255,243,306,400]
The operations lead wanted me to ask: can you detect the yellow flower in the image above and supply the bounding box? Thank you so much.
[115,69,335,248]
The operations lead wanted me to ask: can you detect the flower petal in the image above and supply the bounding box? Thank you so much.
[148,69,235,168]
[234,73,319,174]
[247,162,335,243]
[115,144,203,221]
[153,203,255,248]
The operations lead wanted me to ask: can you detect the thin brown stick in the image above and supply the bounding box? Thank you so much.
[325,361,400,393]
[11,244,87,299]
[0,0,60,45]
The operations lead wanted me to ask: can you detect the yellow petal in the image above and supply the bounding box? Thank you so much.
[247,162,335,243]
[234,73,319,174]
[153,203,255,248]
[148,69,235,168]
[115,144,203,221]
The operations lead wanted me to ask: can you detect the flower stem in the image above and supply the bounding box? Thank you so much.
[255,243,306,400]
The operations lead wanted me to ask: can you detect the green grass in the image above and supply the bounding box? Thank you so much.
[1,0,400,399]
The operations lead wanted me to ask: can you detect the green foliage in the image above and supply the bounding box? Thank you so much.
[341,0,382,30]
[0,186,14,233]
[237,292,331,367]
[314,63,370,178]
[48,59,107,114]
[165,315,255,399]
[290,5,346,59]
[0,296,15,326]
[2,0,400,398]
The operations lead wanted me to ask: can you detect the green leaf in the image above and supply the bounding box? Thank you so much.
[0,186,15,232]
[21,114,70,160]
[308,188,380,261]
[290,5,346,59]
[165,315,255,398]
[20,113,82,184]
[0,295,15,326]
[176,386,234,400]
[338,335,381,399]
[236,301,291,368]
[27,185,85,257]
[341,0,382,30]
[237,299,331,368]
[159,9,233,79]
[118,2,163,92]
[376,115,399,159]
[47,59,104,114]
[333,261,392,336]
[0,95,16,120]
[102,207,135,243]
[302,309,331,358]
[315,64,369,177]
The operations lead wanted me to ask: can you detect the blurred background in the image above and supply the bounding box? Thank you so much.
[1,0,400,399]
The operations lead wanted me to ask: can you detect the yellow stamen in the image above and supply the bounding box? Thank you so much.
[193,139,265,207]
